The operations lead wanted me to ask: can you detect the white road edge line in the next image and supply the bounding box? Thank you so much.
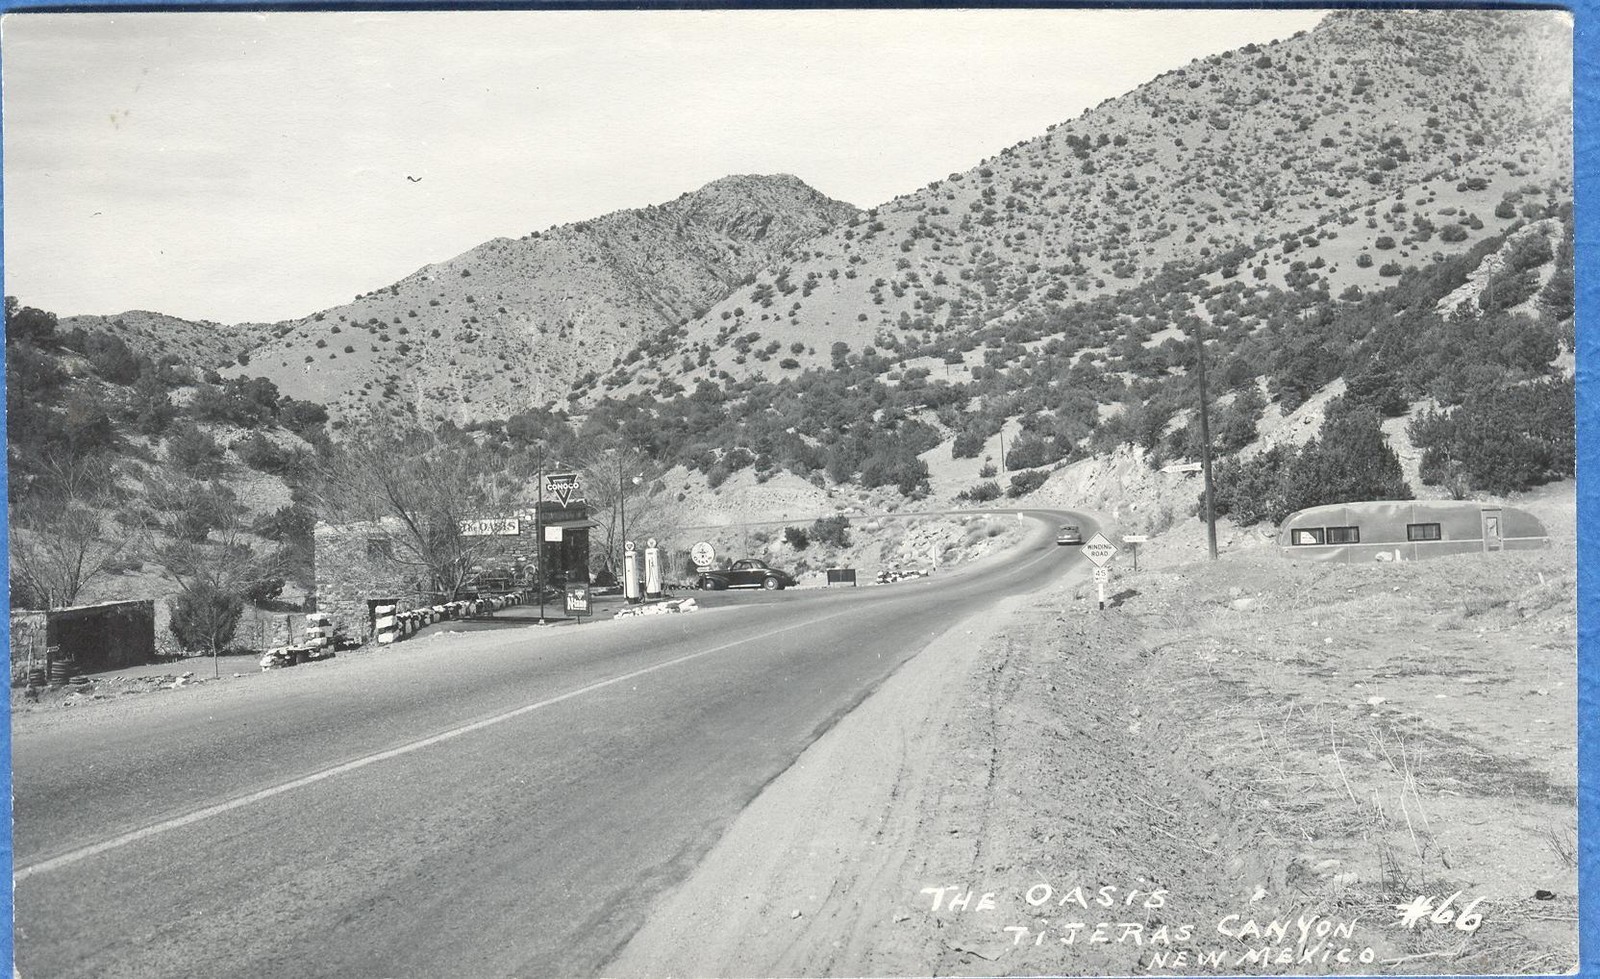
[15,607,862,884]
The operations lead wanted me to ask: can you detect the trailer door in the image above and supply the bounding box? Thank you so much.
[1481,508,1504,552]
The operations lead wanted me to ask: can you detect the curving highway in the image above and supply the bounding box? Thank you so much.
[12,508,1095,978]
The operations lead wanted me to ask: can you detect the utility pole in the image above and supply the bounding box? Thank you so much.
[1194,324,1219,561]
[536,450,546,623]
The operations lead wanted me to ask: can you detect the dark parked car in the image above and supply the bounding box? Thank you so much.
[1056,524,1084,546]
[697,558,796,591]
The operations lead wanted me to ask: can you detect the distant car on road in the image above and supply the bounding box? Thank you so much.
[697,558,796,591]
[1056,524,1084,546]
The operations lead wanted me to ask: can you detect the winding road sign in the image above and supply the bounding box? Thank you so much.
[1081,533,1118,567]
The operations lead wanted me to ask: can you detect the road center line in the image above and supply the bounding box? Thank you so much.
[15,605,864,883]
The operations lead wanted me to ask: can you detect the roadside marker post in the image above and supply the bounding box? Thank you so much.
[1093,566,1111,607]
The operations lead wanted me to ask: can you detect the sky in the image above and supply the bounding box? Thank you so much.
[2,9,1328,325]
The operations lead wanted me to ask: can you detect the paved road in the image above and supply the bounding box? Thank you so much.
[13,509,1096,978]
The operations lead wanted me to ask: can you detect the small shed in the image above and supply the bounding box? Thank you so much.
[1278,500,1548,563]
[9,599,158,674]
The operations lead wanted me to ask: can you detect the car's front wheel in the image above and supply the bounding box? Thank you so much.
[762,577,782,591]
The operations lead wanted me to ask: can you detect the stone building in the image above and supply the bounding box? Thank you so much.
[313,502,593,641]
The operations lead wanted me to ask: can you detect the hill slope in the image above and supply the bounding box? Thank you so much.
[622,9,1570,391]
[227,174,859,422]
[55,310,270,373]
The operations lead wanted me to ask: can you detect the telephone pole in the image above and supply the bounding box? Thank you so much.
[1194,323,1219,561]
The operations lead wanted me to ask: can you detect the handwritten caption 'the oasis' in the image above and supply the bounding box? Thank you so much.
[918,881,1388,971]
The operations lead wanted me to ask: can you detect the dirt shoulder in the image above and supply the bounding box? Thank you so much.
[608,524,1577,976]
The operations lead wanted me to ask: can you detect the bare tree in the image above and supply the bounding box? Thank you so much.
[141,474,284,656]
[8,455,134,609]
[313,413,522,600]
[575,440,681,574]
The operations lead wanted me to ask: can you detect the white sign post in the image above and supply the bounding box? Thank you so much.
[1122,534,1149,572]
[1081,533,1118,609]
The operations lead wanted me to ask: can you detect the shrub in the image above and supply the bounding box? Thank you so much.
[958,480,1002,503]
[167,423,226,478]
[1006,470,1049,497]
[1004,433,1068,470]
[952,428,988,459]
[782,526,809,550]
[234,432,292,474]
[169,582,245,653]
[1210,410,1411,526]
[810,515,852,548]
[1477,267,1541,312]
[1409,377,1573,494]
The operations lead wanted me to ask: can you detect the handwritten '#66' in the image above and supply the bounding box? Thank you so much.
[1393,892,1485,933]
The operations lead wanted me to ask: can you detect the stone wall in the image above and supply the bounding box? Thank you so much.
[9,610,47,665]
[313,504,592,641]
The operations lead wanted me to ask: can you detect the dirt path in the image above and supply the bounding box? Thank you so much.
[608,531,1576,976]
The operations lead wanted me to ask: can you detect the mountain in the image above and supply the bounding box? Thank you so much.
[605,9,1570,392]
[222,174,859,422]
[54,9,1572,427]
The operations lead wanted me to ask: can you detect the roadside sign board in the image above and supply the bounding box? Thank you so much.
[1081,533,1118,567]
[545,472,583,506]
[459,517,520,537]
[1122,534,1147,571]
[1093,566,1110,583]
[691,541,716,568]
[564,581,592,616]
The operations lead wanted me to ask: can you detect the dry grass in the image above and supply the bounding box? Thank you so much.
[1122,538,1577,973]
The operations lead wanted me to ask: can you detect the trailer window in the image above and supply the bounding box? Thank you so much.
[1291,527,1325,545]
[1406,523,1442,542]
[1326,526,1360,544]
